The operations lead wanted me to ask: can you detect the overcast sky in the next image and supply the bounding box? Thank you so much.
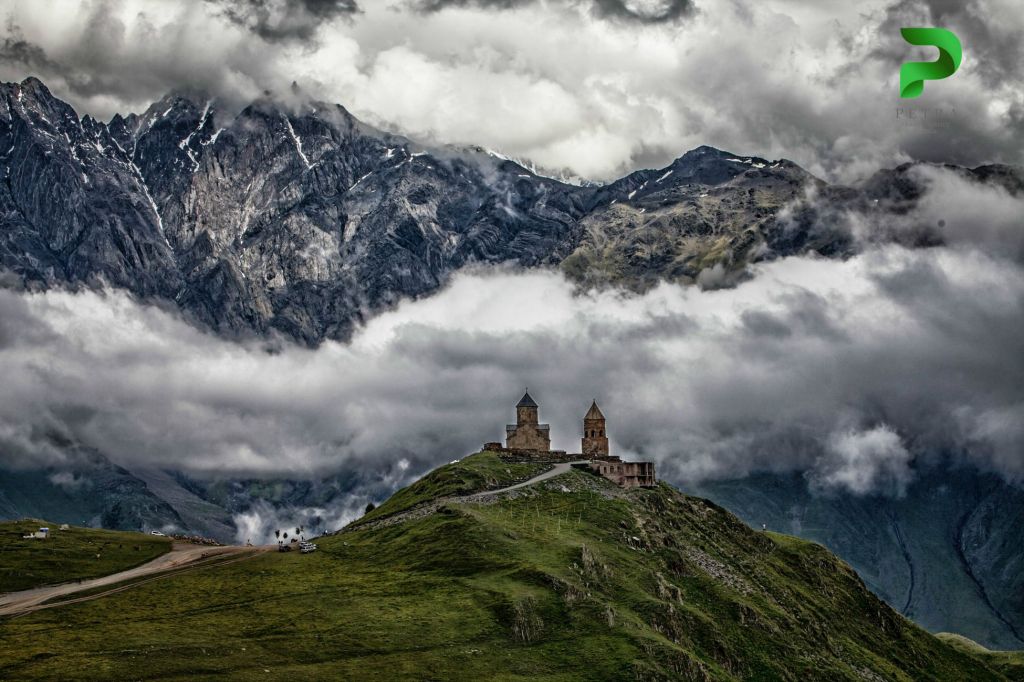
[1,0,1021,182]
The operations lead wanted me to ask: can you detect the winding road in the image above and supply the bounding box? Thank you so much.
[344,461,591,534]
[468,461,588,497]
[0,543,271,619]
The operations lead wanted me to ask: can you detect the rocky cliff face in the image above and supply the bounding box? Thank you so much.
[562,147,842,289]
[6,76,1018,344]
[0,78,180,297]
[2,77,586,343]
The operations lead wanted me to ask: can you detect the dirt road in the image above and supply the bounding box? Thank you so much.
[0,543,271,618]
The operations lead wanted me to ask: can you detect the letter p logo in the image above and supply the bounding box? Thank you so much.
[900,28,962,98]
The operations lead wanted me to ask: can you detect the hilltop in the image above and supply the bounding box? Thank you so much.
[0,452,1014,680]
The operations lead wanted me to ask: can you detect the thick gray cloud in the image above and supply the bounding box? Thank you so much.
[809,426,914,497]
[590,0,692,23]
[1,171,1021,499]
[876,0,1024,88]
[233,496,374,544]
[212,0,360,43]
[0,0,1020,181]
[412,0,693,24]
[0,2,273,116]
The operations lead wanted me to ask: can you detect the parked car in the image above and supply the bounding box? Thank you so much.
[150,531,166,536]
[299,541,318,554]
[278,543,292,552]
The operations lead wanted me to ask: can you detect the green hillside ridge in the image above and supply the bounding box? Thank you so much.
[359,452,551,524]
[0,520,171,593]
[0,453,1014,680]
[936,633,1024,681]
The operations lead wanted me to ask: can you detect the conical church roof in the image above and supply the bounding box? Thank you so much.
[584,400,605,420]
[517,391,538,408]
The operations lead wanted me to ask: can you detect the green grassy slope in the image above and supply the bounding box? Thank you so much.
[0,520,171,593]
[0,455,1013,680]
[937,633,1024,681]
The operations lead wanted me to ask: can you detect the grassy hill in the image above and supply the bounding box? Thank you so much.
[0,454,1016,680]
[0,520,171,593]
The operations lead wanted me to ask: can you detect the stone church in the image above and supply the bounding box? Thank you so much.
[505,391,551,451]
[492,391,656,488]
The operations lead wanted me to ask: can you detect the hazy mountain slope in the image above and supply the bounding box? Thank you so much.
[957,482,1024,647]
[690,467,1024,650]
[0,440,378,544]
[129,468,237,541]
[0,444,184,532]
[0,453,1007,680]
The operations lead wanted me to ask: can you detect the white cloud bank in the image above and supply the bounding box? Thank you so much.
[2,239,1022,498]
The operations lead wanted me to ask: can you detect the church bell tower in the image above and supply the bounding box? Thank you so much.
[582,400,609,457]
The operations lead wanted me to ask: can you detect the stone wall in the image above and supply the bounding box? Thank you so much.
[581,431,609,456]
[483,445,579,463]
[506,423,551,451]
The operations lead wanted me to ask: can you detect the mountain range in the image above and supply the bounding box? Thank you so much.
[5,76,1020,344]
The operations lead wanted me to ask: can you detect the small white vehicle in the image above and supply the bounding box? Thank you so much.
[150,531,166,536]
[299,541,318,554]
